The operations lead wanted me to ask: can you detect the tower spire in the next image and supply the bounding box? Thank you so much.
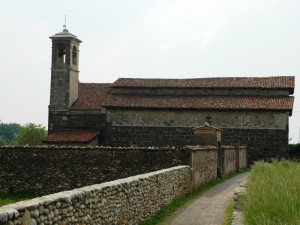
[63,14,68,32]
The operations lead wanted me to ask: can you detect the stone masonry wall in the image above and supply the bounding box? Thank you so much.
[106,125,287,164]
[186,146,247,189]
[106,110,288,130]
[106,110,288,163]
[222,128,288,163]
[48,110,106,134]
[0,166,192,225]
[0,146,190,195]
[107,125,194,147]
[187,146,218,189]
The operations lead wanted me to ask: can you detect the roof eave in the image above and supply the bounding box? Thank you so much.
[104,106,293,112]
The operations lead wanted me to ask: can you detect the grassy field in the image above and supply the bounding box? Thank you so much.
[243,161,300,225]
[0,192,36,207]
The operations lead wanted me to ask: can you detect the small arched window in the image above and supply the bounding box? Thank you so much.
[72,46,77,65]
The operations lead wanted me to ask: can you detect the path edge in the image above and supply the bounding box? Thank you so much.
[231,179,247,225]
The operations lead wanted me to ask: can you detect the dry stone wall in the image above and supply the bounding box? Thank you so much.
[0,146,247,224]
[0,166,192,225]
[0,146,190,195]
[0,145,247,197]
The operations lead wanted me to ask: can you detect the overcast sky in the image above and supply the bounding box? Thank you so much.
[0,0,299,142]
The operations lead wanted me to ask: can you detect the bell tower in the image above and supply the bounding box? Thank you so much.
[49,27,82,110]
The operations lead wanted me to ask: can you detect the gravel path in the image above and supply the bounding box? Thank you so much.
[159,172,249,225]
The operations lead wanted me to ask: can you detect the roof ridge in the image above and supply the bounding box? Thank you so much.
[79,82,112,85]
[112,76,295,89]
[116,76,294,80]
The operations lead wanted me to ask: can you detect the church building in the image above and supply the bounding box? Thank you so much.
[44,28,295,163]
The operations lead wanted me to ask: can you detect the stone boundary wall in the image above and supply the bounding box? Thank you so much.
[0,146,190,195]
[0,146,247,224]
[175,146,247,189]
[0,166,192,225]
[186,146,218,189]
[0,146,247,195]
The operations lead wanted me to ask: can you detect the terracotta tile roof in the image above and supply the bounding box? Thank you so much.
[44,131,99,143]
[102,95,294,112]
[69,76,294,112]
[71,83,111,110]
[112,76,295,89]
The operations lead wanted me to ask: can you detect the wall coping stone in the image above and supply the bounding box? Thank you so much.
[184,145,218,151]
[0,145,185,151]
[0,145,246,152]
[222,146,246,149]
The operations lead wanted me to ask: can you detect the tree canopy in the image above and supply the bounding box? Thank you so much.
[0,121,47,146]
[0,121,22,145]
[16,123,47,146]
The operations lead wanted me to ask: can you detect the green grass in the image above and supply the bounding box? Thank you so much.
[139,169,249,225]
[243,161,300,225]
[0,192,36,207]
[222,199,234,225]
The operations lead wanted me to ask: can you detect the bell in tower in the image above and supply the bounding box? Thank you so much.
[49,26,82,110]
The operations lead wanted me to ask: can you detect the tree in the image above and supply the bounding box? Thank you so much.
[0,121,22,146]
[289,143,300,158]
[16,123,47,146]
